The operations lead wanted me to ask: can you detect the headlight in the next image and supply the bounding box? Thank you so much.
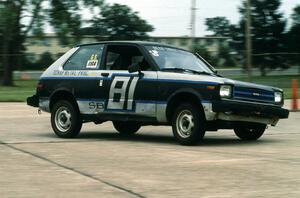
[220,85,232,98]
[274,92,283,103]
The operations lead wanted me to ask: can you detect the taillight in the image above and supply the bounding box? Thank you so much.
[36,83,44,91]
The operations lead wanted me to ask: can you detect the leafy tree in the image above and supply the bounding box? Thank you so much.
[35,52,54,69]
[79,3,154,40]
[205,17,239,67]
[287,5,300,72]
[218,44,237,67]
[192,45,217,66]
[0,0,104,86]
[205,17,235,37]
[23,52,54,70]
[193,44,237,68]
[233,0,287,76]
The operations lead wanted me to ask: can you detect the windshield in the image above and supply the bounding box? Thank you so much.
[146,45,213,74]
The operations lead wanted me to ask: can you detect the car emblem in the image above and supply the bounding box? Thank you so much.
[253,93,260,96]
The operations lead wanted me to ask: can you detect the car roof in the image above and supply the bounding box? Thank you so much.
[75,40,185,51]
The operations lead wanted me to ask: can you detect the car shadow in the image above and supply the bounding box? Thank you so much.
[78,132,178,145]
[38,131,278,146]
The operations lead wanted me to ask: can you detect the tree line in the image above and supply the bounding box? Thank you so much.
[202,0,300,76]
[0,0,299,86]
[0,0,153,86]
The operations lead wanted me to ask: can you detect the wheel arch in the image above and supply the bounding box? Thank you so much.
[49,89,79,112]
[165,89,205,123]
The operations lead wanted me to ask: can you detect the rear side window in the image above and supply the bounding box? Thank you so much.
[64,44,104,70]
[104,45,152,71]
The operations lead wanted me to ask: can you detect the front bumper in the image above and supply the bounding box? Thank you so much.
[212,100,289,119]
[27,95,39,107]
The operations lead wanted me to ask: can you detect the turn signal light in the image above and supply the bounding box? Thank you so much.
[37,83,44,91]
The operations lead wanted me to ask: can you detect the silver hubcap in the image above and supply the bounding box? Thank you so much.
[176,110,194,138]
[55,106,72,132]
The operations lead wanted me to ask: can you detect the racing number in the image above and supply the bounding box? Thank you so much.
[107,76,139,111]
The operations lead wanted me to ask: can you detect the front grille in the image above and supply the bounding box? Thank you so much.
[233,86,275,104]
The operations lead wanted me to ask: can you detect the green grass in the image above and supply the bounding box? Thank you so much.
[0,75,299,102]
[230,75,300,99]
[0,80,37,102]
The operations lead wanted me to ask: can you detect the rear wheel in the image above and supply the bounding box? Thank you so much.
[51,100,82,138]
[234,124,266,141]
[113,121,141,135]
[172,103,206,145]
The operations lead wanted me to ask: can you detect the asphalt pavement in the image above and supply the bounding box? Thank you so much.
[0,102,299,198]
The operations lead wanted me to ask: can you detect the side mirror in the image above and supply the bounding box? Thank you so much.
[128,63,143,75]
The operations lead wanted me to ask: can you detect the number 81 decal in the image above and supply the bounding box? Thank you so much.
[107,76,139,111]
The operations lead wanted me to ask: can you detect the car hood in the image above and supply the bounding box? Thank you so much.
[158,71,282,92]
[223,78,282,92]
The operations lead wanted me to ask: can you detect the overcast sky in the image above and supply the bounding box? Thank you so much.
[105,0,299,37]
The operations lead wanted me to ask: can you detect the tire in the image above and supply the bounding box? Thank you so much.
[113,121,141,135]
[51,100,82,138]
[234,124,266,141]
[172,103,206,145]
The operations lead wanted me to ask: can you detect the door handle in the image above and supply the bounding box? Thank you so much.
[101,73,109,77]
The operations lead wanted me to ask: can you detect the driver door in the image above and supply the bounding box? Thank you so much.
[101,44,158,118]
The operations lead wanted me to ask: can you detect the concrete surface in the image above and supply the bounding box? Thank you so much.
[0,103,299,198]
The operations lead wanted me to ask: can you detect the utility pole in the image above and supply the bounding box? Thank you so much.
[190,0,196,38]
[190,0,196,50]
[245,0,252,80]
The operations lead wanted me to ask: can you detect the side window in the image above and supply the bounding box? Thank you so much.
[104,45,152,71]
[132,56,144,64]
[64,44,104,70]
[106,51,121,70]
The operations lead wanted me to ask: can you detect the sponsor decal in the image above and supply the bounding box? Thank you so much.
[86,54,99,68]
[53,70,88,77]
[149,50,159,57]
[107,76,139,111]
[89,101,105,110]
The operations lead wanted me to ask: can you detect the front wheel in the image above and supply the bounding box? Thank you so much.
[234,124,266,141]
[172,103,206,145]
[113,121,141,135]
[51,100,82,138]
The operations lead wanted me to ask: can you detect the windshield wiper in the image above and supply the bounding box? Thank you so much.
[161,68,214,76]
